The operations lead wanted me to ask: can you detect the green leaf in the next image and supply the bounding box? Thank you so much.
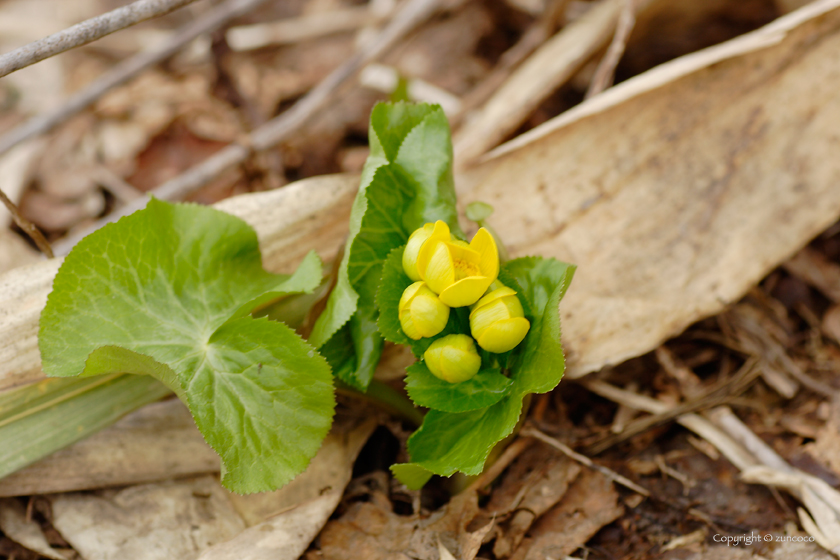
[39,199,335,493]
[310,102,462,388]
[319,323,357,386]
[396,395,523,479]
[465,201,494,223]
[504,257,576,395]
[503,257,575,323]
[391,463,433,491]
[376,246,470,358]
[318,274,384,391]
[405,363,512,413]
[370,102,433,162]
[375,246,414,347]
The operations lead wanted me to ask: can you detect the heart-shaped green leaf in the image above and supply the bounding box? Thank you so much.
[39,199,334,494]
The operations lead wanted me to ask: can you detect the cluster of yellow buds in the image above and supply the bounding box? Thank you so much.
[399,221,530,383]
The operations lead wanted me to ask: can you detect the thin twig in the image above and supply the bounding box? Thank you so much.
[582,379,760,471]
[0,0,272,159]
[0,0,200,79]
[521,426,651,497]
[452,0,568,127]
[0,189,53,258]
[585,0,637,99]
[53,0,444,256]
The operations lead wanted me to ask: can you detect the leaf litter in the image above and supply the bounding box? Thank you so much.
[3,0,840,559]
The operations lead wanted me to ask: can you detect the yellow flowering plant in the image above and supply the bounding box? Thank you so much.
[378,217,574,489]
[32,101,573,496]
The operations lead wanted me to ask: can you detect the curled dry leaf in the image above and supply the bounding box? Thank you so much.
[37,411,375,560]
[484,444,581,558]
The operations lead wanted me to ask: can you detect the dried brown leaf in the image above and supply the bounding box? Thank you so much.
[484,444,581,558]
[508,468,623,560]
[319,492,489,560]
[50,476,246,560]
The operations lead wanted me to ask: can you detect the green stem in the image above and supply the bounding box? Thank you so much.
[336,378,424,426]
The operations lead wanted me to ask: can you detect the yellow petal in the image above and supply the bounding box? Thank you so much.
[476,317,530,353]
[402,224,436,281]
[501,291,525,317]
[439,276,493,307]
[424,334,481,383]
[416,222,451,276]
[472,286,518,312]
[419,240,455,295]
[469,228,499,281]
[410,293,449,338]
[440,347,481,383]
[399,308,423,340]
[399,282,424,312]
[469,298,511,340]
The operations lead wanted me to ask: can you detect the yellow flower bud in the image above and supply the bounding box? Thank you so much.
[399,282,450,340]
[416,222,499,308]
[402,223,439,281]
[424,334,482,383]
[469,287,530,353]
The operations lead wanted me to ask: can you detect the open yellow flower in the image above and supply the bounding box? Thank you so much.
[399,282,449,340]
[470,286,530,353]
[417,221,499,307]
[424,334,481,383]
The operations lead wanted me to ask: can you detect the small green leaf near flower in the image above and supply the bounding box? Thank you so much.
[405,362,512,413]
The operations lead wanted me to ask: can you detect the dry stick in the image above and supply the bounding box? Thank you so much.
[0,0,271,160]
[452,0,624,168]
[52,0,444,256]
[0,189,53,258]
[520,426,651,497]
[583,379,759,471]
[586,358,761,455]
[0,0,200,79]
[585,0,637,99]
[451,0,569,127]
